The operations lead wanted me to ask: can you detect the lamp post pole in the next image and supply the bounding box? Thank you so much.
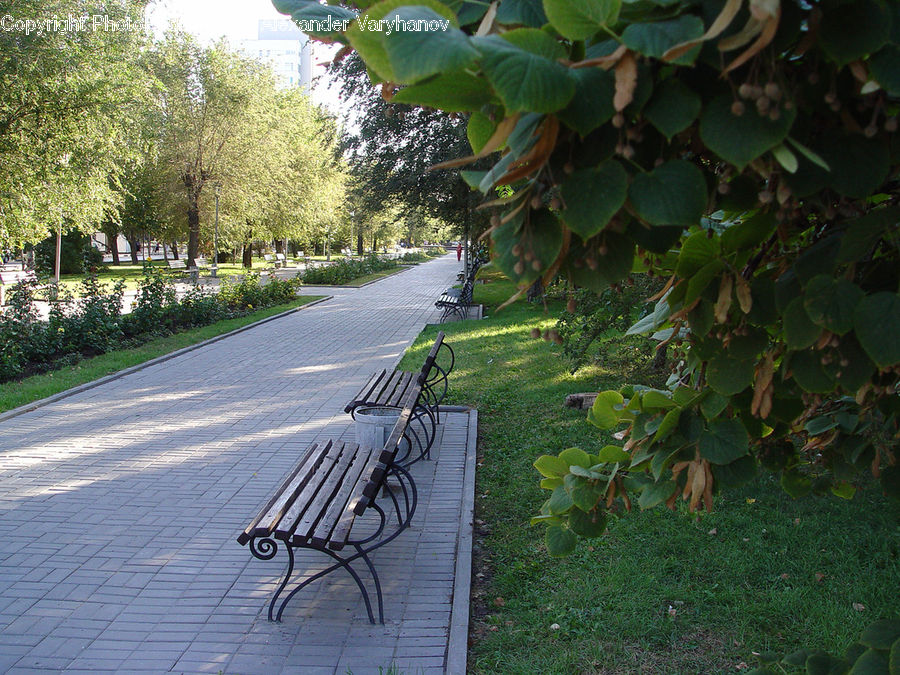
[212,183,220,278]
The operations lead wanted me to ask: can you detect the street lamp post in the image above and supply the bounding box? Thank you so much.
[212,183,220,278]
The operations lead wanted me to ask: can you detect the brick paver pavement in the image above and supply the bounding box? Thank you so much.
[0,254,474,674]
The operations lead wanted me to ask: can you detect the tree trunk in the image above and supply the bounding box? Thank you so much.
[652,344,668,371]
[126,235,139,264]
[242,226,253,268]
[187,201,200,267]
[170,242,179,260]
[372,236,377,253]
[357,233,363,257]
[108,234,120,265]
[162,243,169,261]
[275,239,284,254]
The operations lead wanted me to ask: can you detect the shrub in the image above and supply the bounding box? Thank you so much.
[300,254,397,285]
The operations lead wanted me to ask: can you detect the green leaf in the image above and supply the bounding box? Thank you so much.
[460,169,488,188]
[771,144,798,173]
[622,15,704,65]
[676,230,719,278]
[869,44,900,97]
[684,260,725,305]
[587,390,626,429]
[559,161,628,240]
[784,297,821,350]
[803,276,864,335]
[860,618,900,649]
[653,408,681,443]
[629,160,707,228]
[786,137,830,172]
[781,470,812,499]
[837,206,900,264]
[641,390,675,410]
[347,0,460,81]
[882,465,900,502]
[540,477,564,489]
[848,648,889,675]
[700,391,729,420]
[721,212,776,253]
[474,34,576,113]
[638,480,676,510]
[699,418,749,465]
[530,513,565,525]
[500,27,567,59]
[393,71,494,111]
[831,482,857,500]
[891,637,900,675]
[644,79,701,140]
[805,651,833,675]
[495,0,548,28]
[559,446,592,469]
[790,350,836,394]
[712,455,757,488]
[548,485,574,514]
[543,0,620,40]
[818,134,890,199]
[707,355,753,396]
[854,292,900,368]
[818,0,891,66]
[545,524,577,556]
[700,94,796,171]
[566,475,605,511]
[466,112,495,154]
[596,445,631,463]
[535,454,570,477]
[381,7,479,83]
[569,507,608,537]
[276,1,356,38]
[557,67,616,136]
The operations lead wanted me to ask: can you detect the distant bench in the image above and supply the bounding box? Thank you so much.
[0,269,38,305]
[167,258,206,281]
[238,355,435,624]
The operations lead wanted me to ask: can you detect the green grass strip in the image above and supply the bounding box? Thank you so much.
[399,269,899,674]
[0,296,323,413]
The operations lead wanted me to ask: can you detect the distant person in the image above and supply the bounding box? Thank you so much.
[456,242,462,261]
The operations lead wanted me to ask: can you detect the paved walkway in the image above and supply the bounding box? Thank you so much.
[0,254,475,674]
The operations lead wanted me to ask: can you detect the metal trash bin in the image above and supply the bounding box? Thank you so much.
[354,406,408,455]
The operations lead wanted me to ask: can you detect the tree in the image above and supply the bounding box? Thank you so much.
[330,52,488,247]
[274,0,900,543]
[0,0,148,251]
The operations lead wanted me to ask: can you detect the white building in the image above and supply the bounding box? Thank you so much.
[240,19,312,89]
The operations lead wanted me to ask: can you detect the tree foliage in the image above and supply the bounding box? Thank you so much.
[330,51,488,238]
[274,0,900,553]
[0,0,149,248]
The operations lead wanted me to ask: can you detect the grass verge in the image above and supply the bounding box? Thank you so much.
[399,269,899,675]
[0,296,323,413]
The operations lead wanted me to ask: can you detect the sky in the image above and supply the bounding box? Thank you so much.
[145,0,344,114]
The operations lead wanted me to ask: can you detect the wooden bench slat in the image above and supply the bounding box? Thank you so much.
[310,443,375,547]
[386,372,414,408]
[237,442,324,545]
[372,369,404,403]
[273,440,345,541]
[289,441,361,544]
[328,448,386,550]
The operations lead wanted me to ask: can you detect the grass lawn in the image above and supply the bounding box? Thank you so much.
[399,269,899,674]
[0,296,323,413]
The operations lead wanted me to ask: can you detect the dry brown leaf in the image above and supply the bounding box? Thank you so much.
[759,382,774,419]
[723,10,780,75]
[381,82,397,101]
[571,44,627,70]
[702,460,714,512]
[852,602,866,612]
[662,0,743,61]
[614,52,638,112]
[750,0,779,21]
[718,16,763,51]
[751,353,774,416]
[848,60,868,83]
[428,114,520,171]
[715,274,734,324]
[475,1,498,36]
[735,275,753,313]
[689,460,706,511]
[647,274,676,303]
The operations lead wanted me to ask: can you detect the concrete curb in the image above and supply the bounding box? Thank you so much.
[447,407,477,674]
[0,295,332,424]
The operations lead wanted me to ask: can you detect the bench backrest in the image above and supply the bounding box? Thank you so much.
[168,260,186,269]
[0,270,34,284]
[264,254,274,261]
[275,253,285,260]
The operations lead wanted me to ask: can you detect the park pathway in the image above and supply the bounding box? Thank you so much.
[0,253,474,674]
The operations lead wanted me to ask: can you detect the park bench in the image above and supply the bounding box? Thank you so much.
[238,353,438,624]
[275,253,286,267]
[0,269,37,305]
[435,278,475,322]
[167,259,201,282]
[263,253,283,268]
[344,332,454,456]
